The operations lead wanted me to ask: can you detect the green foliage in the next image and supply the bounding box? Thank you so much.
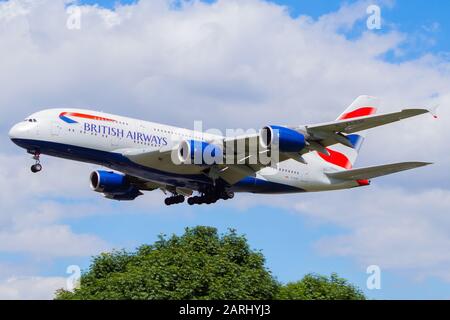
[55,226,279,300]
[55,226,366,300]
[277,273,366,300]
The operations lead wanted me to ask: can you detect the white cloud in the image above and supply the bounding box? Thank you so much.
[295,187,450,271]
[0,276,66,300]
[230,181,450,283]
[0,224,108,257]
[0,0,450,297]
[0,152,109,257]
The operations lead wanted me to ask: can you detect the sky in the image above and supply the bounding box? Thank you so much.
[0,0,450,299]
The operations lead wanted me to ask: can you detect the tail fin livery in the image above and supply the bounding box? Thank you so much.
[316,95,380,169]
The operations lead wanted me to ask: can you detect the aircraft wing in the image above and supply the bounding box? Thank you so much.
[293,108,434,154]
[306,108,430,138]
[120,142,259,186]
[118,148,197,195]
[121,147,175,167]
[325,162,432,181]
[223,108,434,164]
[119,106,433,186]
[220,134,279,184]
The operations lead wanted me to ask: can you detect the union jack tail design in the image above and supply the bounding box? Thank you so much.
[316,95,380,170]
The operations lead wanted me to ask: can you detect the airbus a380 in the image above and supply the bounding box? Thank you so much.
[9,96,434,206]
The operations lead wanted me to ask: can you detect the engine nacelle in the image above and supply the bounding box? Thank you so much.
[103,188,142,201]
[90,170,129,193]
[90,170,142,201]
[260,125,306,153]
[177,140,223,165]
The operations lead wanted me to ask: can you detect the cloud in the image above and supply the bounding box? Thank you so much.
[0,0,450,297]
[0,224,108,257]
[230,181,450,284]
[0,153,109,257]
[294,187,450,273]
[0,0,447,132]
[0,276,66,300]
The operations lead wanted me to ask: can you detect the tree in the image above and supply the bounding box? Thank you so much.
[55,226,366,300]
[277,273,366,300]
[55,226,279,300]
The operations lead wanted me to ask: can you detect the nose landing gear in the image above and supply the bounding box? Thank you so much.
[30,152,42,173]
[31,163,42,173]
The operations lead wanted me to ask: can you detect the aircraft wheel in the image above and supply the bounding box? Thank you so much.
[187,197,195,205]
[196,196,205,205]
[31,164,42,173]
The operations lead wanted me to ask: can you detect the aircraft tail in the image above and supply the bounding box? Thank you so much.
[316,95,380,169]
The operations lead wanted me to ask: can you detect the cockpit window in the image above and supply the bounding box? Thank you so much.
[24,118,37,122]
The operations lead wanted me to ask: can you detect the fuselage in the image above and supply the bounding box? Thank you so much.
[9,108,360,194]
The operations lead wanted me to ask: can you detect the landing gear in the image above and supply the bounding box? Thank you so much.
[164,194,185,206]
[187,190,234,205]
[30,151,42,173]
[31,163,42,173]
[164,183,235,206]
[187,195,216,205]
[222,191,235,200]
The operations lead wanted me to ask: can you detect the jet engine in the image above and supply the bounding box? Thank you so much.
[90,170,142,201]
[259,125,306,153]
[177,140,223,165]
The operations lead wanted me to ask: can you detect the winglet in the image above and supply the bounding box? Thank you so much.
[428,104,439,119]
[408,105,439,119]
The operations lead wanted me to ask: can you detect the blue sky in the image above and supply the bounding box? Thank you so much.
[2,0,450,299]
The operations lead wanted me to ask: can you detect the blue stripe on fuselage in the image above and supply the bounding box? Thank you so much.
[59,115,78,124]
[233,176,303,194]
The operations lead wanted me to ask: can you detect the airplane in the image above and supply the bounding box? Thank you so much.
[8,95,434,206]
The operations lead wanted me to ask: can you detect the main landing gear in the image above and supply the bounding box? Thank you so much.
[164,190,235,206]
[187,190,234,206]
[164,194,185,206]
[30,151,42,173]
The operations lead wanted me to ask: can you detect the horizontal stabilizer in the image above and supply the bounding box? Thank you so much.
[326,162,432,181]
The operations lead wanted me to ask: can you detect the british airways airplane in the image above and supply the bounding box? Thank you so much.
[9,96,434,206]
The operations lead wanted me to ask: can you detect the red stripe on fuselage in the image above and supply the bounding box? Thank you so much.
[318,148,352,169]
[339,107,376,120]
[60,112,117,122]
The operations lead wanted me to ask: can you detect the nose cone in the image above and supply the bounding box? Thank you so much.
[9,121,36,142]
[9,121,40,150]
[8,123,21,139]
